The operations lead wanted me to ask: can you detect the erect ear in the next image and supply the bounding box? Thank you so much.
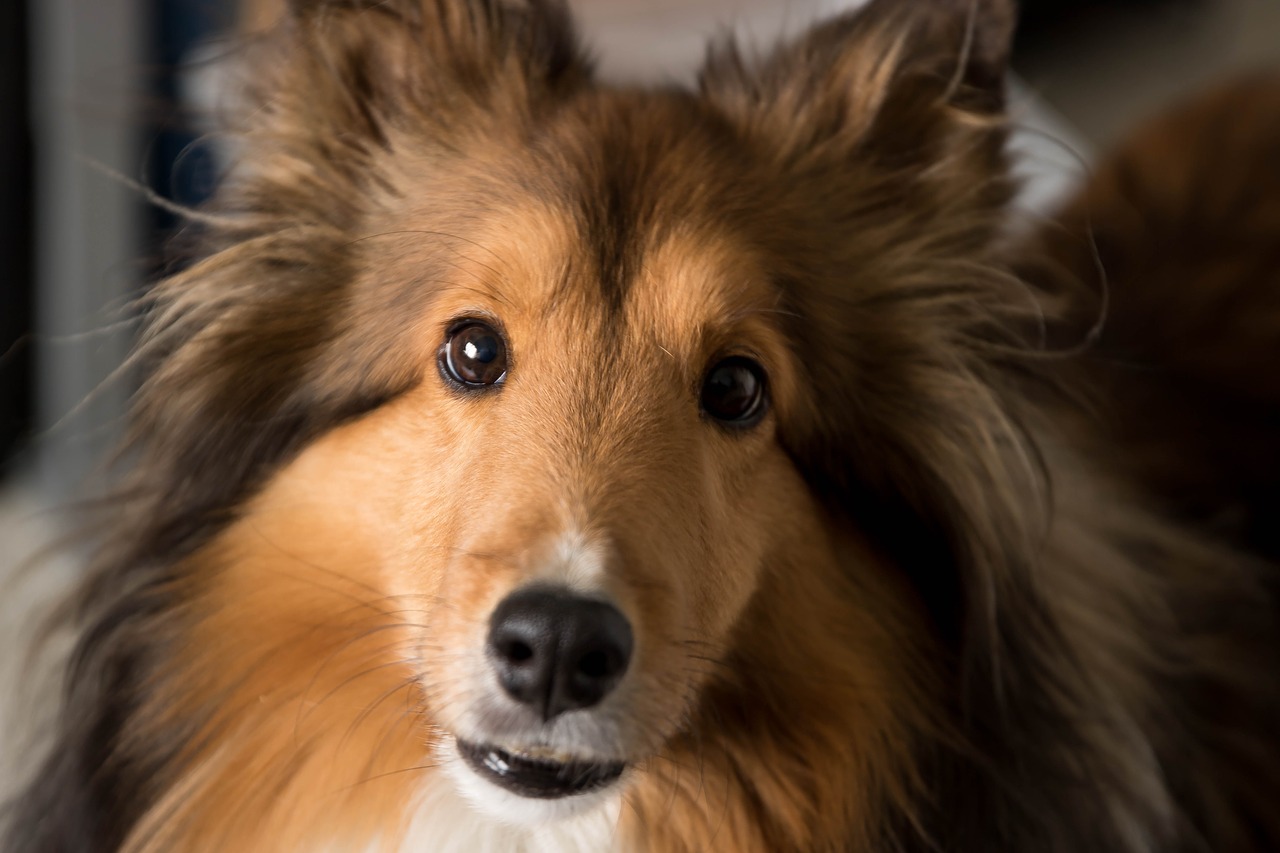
[700,0,1017,166]
[244,0,587,151]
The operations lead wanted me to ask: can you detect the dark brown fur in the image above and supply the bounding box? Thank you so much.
[1022,74,1280,562]
[5,1,1280,851]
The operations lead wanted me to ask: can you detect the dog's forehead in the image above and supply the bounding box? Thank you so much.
[376,95,783,359]
[542,97,773,318]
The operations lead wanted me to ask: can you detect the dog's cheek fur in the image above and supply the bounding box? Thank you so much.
[620,520,940,853]
[113,394,445,853]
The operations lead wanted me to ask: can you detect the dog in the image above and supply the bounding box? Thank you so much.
[6,0,1280,850]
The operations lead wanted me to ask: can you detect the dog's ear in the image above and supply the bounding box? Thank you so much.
[241,0,587,153]
[700,0,1016,170]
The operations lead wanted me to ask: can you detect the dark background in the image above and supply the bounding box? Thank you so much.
[1,0,33,468]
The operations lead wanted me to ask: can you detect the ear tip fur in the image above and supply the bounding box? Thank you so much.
[883,0,1018,107]
[871,0,1018,70]
[700,0,1018,133]
[963,0,1020,79]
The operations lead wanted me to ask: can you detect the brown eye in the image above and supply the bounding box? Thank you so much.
[442,322,508,388]
[701,357,767,427]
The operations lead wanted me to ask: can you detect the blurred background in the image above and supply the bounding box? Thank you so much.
[0,0,1278,751]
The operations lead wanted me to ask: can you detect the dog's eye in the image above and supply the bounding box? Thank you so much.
[442,322,508,388]
[701,357,768,427]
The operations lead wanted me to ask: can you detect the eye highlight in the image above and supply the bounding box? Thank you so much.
[441,321,508,388]
[701,356,768,428]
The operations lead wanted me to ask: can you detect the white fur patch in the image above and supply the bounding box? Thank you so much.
[538,530,613,595]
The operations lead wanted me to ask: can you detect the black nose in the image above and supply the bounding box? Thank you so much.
[487,587,633,722]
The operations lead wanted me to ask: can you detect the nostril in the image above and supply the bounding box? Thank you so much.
[564,612,632,708]
[500,639,534,664]
[576,649,611,679]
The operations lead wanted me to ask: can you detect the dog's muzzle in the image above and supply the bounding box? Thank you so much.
[460,586,633,799]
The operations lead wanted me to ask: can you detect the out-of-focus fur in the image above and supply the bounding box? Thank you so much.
[5,1,1279,851]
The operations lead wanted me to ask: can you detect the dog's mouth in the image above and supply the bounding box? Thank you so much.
[456,739,626,799]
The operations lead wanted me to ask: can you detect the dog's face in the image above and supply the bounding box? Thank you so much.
[250,95,832,820]
[126,0,1024,844]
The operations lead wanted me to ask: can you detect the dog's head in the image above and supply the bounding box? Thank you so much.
[124,0,1033,841]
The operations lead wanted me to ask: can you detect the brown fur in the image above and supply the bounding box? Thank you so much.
[1021,73,1280,561]
[6,2,1280,851]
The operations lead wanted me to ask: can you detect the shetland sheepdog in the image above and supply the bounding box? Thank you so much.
[6,0,1280,850]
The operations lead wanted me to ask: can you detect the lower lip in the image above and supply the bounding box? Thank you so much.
[456,739,626,799]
